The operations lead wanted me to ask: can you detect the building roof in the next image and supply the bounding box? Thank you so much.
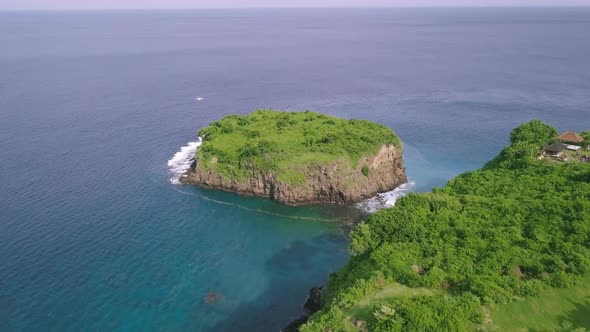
[545,142,566,153]
[558,131,584,143]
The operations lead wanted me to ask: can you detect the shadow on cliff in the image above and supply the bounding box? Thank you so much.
[206,233,349,332]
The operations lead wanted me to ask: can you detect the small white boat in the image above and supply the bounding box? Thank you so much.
[194,97,205,101]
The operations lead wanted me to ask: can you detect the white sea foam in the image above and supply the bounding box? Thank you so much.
[356,181,416,213]
[168,137,202,184]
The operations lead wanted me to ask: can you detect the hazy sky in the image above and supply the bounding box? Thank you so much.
[2,0,590,10]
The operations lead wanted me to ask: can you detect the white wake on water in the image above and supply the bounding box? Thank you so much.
[168,137,202,184]
[355,181,416,213]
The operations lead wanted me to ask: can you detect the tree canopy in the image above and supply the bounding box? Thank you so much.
[302,120,590,332]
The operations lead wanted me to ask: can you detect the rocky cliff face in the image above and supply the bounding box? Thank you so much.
[179,144,407,206]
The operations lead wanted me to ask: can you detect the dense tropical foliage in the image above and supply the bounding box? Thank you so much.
[196,110,400,182]
[301,120,590,331]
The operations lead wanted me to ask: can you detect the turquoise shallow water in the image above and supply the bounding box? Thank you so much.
[1,7,590,331]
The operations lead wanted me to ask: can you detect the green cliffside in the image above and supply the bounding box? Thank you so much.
[300,120,590,331]
[180,110,407,205]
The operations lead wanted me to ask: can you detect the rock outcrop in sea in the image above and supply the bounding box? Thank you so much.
[180,144,407,206]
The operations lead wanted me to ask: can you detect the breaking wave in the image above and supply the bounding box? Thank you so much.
[356,181,416,213]
[168,137,202,184]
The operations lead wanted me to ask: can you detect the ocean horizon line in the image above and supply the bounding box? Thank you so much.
[1,5,590,13]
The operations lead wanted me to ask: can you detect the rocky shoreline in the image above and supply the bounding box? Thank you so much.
[180,144,407,206]
[282,287,323,332]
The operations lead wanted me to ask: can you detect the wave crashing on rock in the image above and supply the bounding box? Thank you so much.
[355,181,416,213]
[168,137,202,184]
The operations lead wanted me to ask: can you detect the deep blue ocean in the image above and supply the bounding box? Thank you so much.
[1,7,589,331]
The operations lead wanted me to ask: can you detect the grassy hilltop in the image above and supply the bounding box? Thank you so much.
[301,120,590,331]
[196,110,400,184]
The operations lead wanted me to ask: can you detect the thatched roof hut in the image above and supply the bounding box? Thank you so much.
[557,131,584,144]
[544,142,566,154]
